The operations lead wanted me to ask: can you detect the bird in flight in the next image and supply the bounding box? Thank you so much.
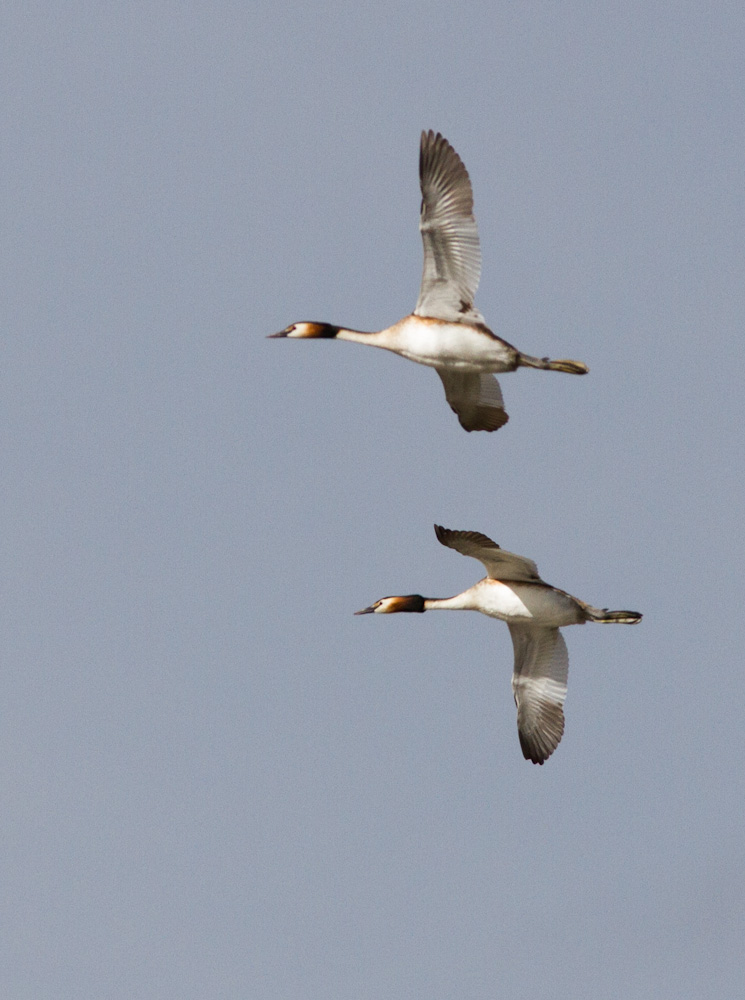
[356,525,641,763]
[270,131,588,432]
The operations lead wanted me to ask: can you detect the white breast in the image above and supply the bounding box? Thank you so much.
[473,580,583,626]
[387,316,517,372]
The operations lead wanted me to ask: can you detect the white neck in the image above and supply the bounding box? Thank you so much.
[334,326,397,348]
[423,592,475,612]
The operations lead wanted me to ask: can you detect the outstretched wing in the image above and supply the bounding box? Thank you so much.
[415,131,483,323]
[433,525,542,583]
[509,625,569,765]
[436,370,509,432]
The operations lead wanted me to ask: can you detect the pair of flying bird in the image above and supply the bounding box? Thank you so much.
[271,131,641,763]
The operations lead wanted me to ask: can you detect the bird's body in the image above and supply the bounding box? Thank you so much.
[432,577,587,626]
[271,131,588,432]
[330,316,521,373]
[356,525,642,764]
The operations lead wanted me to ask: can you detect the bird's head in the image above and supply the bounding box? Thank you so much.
[354,595,425,615]
[268,322,338,339]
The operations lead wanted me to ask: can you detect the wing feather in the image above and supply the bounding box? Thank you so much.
[509,626,569,765]
[415,131,483,323]
[433,525,542,583]
[436,370,508,432]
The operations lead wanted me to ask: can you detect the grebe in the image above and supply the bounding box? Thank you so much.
[270,131,588,432]
[355,525,641,764]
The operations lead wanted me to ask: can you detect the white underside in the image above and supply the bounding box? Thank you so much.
[442,579,584,627]
[341,316,518,373]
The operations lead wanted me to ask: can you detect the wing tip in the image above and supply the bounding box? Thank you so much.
[519,732,548,765]
[456,410,510,432]
[419,130,467,181]
[420,128,445,148]
[518,725,564,766]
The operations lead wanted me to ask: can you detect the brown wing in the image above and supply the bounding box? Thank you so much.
[436,370,508,432]
[433,525,542,583]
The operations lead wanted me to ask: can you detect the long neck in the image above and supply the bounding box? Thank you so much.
[423,592,475,611]
[333,324,399,348]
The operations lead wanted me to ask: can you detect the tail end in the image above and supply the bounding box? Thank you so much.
[588,608,643,624]
[548,358,589,375]
[517,354,589,375]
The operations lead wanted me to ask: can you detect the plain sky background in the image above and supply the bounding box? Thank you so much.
[3,2,745,998]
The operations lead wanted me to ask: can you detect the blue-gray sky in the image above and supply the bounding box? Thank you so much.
[3,2,744,997]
